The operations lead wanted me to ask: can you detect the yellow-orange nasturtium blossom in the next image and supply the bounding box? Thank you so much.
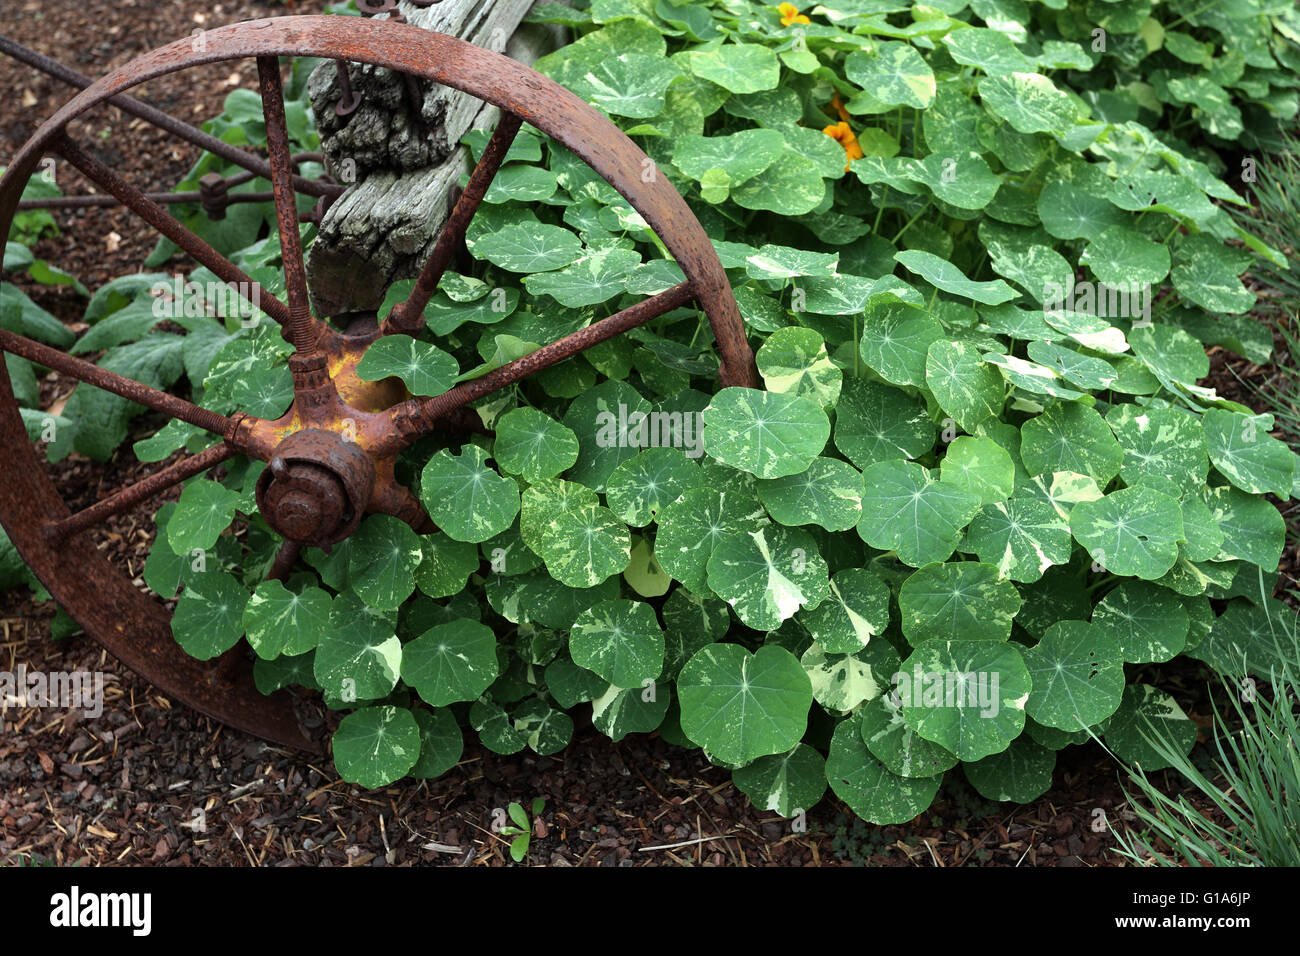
[778,2,810,26]
[829,91,852,124]
[823,120,864,170]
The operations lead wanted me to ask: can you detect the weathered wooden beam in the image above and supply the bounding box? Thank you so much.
[305,2,563,317]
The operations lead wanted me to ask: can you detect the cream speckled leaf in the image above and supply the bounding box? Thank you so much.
[845,42,936,108]
[897,639,1031,762]
[859,302,944,388]
[421,445,520,543]
[833,378,936,469]
[800,637,899,712]
[537,502,630,588]
[332,706,420,789]
[1021,401,1122,485]
[1021,620,1125,730]
[978,72,1081,134]
[243,579,331,659]
[1070,486,1184,580]
[605,447,701,526]
[569,599,665,688]
[939,435,1014,505]
[826,719,942,824]
[965,496,1073,583]
[1092,581,1189,664]
[703,387,829,478]
[348,514,423,610]
[757,456,862,532]
[678,643,812,765]
[859,693,958,779]
[926,339,1005,430]
[1104,404,1208,496]
[1104,683,1197,772]
[705,525,829,630]
[897,249,1017,304]
[1202,409,1294,498]
[963,737,1055,803]
[400,618,500,707]
[655,484,757,592]
[797,568,891,655]
[857,459,981,567]
[493,407,580,481]
[899,562,1022,645]
[756,326,842,408]
[732,744,827,817]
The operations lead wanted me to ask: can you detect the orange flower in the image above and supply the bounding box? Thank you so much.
[823,121,864,171]
[829,91,852,124]
[778,2,810,26]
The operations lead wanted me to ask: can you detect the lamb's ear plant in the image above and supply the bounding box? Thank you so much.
[39,0,1296,824]
[1108,588,1300,867]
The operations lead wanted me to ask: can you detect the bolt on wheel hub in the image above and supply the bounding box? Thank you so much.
[256,428,374,547]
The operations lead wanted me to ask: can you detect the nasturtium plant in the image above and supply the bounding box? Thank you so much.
[41,0,1290,828]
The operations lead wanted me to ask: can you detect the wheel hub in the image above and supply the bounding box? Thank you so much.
[255,428,374,546]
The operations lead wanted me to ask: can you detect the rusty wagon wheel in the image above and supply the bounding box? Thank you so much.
[0,16,759,753]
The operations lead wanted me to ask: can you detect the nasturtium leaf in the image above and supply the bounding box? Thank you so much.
[569,599,665,688]
[537,502,630,588]
[796,568,891,654]
[896,249,1017,304]
[1202,409,1294,499]
[1020,401,1123,485]
[420,445,520,543]
[553,51,684,117]
[512,698,574,756]
[757,457,862,532]
[678,43,779,93]
[1021,619,1125,730]
[545,654,608,709]
[963,737,1055,803]
[801,638,898,713]
[859,693,959,779]
[605,447,700,526]
[1036,180,1127,241]
[1171,233,1255,314]
[743,244,838,281]
[1070,486,1184,580]
[167,479,242,555]
[563,378,653,491]
[1189,598,1296,681]
[1104,404,1208,496]
[656,484,756,591]
[939,435,1014,505]
[859,302,945,388]
[314,595,401,701]
[705,525,829,630]
[965,496,1073,583]
[348,514,423,610]
[1092,580,1189,664]
[1025,341,1117,392]
[799,275,877,315]
[896,639,1031,762]
[243,579,331,659]
[732,744,827,817]
[1201,485,1284,570]
[899,562,1022,645]
[519,479,598,553]
[985,241,1073,301]
[756,326,841,408]
[470,698,526,754]
[857,459,981,567]
[331,706,420,789]
[470,220,583,273]
[672,128,785,186]
[833,378,935,470]
[356,335,458,397]
[522,246,640,307]
[677,643,812,765]
[1080,225,1171,286]
[702,387,829,479]
[845,42,937,108]
[171,570,249,660]
[730,149,826,215]
[591,678,670,741]
[983,352,1084,400]
[414,532,481,598]
[493,407,580,481]
[410,708,464,780]
[925,339,1005,430]
[1104,683,1197,772]
[978,72,1080,134]
[401,618,499,707]
[826,719,942,825]
[1128,324,1209,388]
[910,151,1002,210]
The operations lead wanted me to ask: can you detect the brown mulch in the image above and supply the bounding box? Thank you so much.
[0,0,1290,867]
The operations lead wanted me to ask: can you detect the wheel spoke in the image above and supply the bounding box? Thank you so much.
[53,134,295,331]
[0,328,239,439]
[44,442,236,543]
[384,281,696,450]
[257,56,318,355]
[382,111,525,336]
[266,538,303,582]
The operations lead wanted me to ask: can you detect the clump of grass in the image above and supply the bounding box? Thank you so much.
[1108,598,1300,867]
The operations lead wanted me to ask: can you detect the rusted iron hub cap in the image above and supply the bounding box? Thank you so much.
[256,429,374,546]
